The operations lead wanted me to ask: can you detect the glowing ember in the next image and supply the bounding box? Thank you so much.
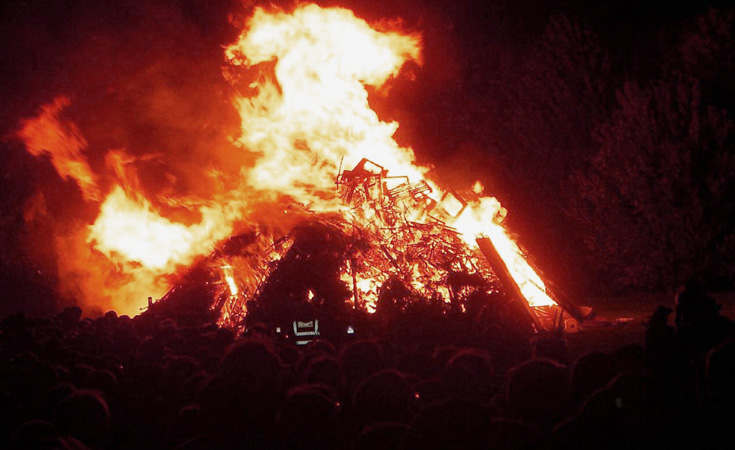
[221,265,239,297]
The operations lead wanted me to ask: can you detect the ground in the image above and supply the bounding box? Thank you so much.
[564,291,735,360]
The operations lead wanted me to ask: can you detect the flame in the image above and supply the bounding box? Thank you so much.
[221,265,239,297]
[226,4,424,203]
[18,97,100,201]
[228,4,556,308]
[17,100,248,314]
[88,186,235,270]
[16,3,555,316]
[355,278,378,313]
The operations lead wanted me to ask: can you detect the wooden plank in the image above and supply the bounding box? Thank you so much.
[476,237,544,331]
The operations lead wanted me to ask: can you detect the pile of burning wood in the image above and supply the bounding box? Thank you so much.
[152,158,587,334]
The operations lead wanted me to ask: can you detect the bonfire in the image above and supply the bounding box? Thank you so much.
[16,3,584,333]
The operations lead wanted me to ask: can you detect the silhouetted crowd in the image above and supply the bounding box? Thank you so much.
[2,282,735,450]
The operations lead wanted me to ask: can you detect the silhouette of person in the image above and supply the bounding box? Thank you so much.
[675,280,721,328]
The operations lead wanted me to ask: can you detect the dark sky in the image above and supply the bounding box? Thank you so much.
[0,0,721,140]
[0,0,721,127]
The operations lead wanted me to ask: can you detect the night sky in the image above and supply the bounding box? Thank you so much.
[2,0,734,316]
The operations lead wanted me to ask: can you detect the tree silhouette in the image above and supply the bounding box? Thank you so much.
[473,14,615,293]
[568,74,735,288]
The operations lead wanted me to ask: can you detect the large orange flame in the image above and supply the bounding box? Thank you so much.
[88,186,235,270]
[228,4,556,308]
[226,4,425,203]
[17,100,249,314]
[16,3,555,316]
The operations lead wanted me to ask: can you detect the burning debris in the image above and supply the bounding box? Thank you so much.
[14,3,584,332]
[156,157,582,334]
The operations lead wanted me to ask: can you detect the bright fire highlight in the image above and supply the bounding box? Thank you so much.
[88,186,234,270]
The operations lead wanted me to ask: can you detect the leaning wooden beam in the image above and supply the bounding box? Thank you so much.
[476,236,544,331]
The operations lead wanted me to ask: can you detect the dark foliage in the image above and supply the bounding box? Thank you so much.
[565,8,735,290]
[569,72,735,288]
